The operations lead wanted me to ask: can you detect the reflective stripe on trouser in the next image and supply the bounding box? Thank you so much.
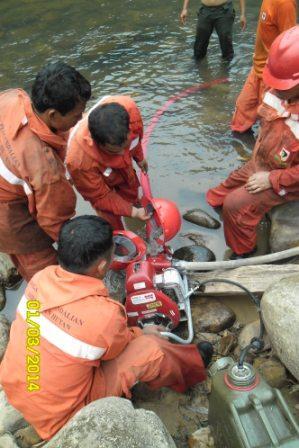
[87,335,206,402]
[231,67,266,133]
[10,246,57,282]
[206,161,288,254]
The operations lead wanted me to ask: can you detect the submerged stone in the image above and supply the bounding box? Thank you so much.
[173,245,216,262]
[253,357,287,389]
[183,209,221,229]
[181,233,206,246]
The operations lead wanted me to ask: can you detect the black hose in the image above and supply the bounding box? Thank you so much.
[193,278,265,367]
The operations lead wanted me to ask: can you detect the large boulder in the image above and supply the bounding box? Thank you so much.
[261,275,299,380]
[269,202,299,252]
[45,397,176,448]
[0,315,10,361]
[0,390,28,434]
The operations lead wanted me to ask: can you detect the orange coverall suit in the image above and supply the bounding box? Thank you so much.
[208,90,299,254]
[66,95,144,229]
[231,0,297,133]
[0,89,76,281]
[0,265,206,440]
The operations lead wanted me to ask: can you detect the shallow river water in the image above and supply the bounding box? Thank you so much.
[0,0,262,320]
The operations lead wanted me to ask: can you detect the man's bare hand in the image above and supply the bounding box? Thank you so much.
[180,8,188,25]
[137,159,148,174]
[245,171,271,194]
[131,206,151,221]
[142,324,167,338]
[240,14,247,31]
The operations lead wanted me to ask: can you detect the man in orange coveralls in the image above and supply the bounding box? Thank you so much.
[0,62,91,281]
[207,26,299,258]
[0,215,212,441]
[66,95,151,229]
[231,0,296,133]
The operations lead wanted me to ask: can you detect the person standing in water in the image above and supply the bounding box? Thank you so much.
[180,0,246,61]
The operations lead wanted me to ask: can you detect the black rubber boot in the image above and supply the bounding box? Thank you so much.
[229,247,257,260]
[197,341,214,368]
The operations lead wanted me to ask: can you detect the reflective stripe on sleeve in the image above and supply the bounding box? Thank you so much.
[18,295,106,361]
[0,157,32,195]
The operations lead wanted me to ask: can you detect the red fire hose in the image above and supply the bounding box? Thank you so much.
[140,77,229,198]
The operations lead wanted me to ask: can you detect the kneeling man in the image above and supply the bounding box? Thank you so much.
[0,215,211,440]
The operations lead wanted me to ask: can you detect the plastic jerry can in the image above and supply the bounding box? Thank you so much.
[208,357,299,448]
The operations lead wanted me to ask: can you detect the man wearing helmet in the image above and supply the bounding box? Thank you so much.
[207,26,299,259]
[66,96,151,230]
[231,0,297,133]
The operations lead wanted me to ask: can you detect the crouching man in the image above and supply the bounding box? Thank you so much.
[0,215,212,441]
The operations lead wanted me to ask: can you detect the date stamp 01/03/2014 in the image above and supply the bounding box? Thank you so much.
[26,299,41,392]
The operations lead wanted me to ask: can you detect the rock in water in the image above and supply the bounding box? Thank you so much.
[173,246,216,262]
[181,233,206,246]
[269,201,299,252]
[261,275,299,381]
[44,397,176,448]
[0,314,10,361]
[191,298,235,333]
[183,209,220,229]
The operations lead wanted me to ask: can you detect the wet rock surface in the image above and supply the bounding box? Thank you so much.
[269,201,299,252]
[253,357,287,389]
[44,397,176,448]
[0,314,10,362]
[183,209,221,230]
[173,246,216,263]
[191,298,236,333]
[261,275,299,381]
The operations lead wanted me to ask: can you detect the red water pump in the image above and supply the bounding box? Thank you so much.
[111,197,195,343]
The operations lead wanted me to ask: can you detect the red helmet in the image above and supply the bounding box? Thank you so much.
[263,26,299,90]
[150,198,181,242]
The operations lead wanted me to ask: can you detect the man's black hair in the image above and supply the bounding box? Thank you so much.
[88,102,129,146]
[31,62,91,115]
[58,215,113,274]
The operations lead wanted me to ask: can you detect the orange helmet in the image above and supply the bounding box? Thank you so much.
[150,198,181,242]
[263,26,299,90]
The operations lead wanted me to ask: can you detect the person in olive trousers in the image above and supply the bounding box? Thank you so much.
[180,0,246,60]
